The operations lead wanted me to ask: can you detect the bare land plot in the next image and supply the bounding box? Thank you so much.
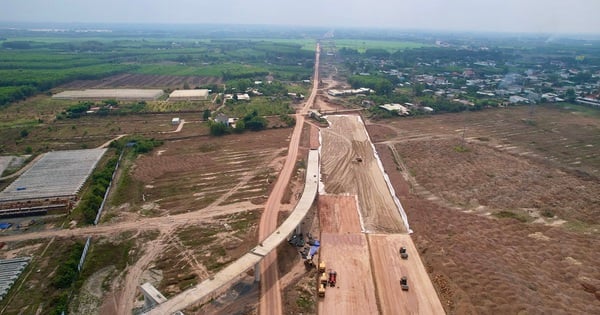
[59,73,221,90]
[52,89,164,101]
[369,108,600,314]
[368,234,445,315]
[393,138,600,224]
[321,115,405,233]
[129,128,291,215]
[318,195,361,234]
[317,233,379,315]
[0,148,106,202]
[368,106,600,175]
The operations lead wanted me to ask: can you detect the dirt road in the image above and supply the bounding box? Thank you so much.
[317,195,379,314]
[318,233,379,315]
[321,115,405,233]
[369,234,445,314]
[258,43,320,315]
[0,201,259,243]
[319,114,444,314]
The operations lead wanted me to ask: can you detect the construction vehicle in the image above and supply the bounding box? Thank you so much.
[400,246,408,259]
[288,233,305,247]
[319,261,326,273]
[320,272,328,285]
[328,270,337,287]
[304,254,315,268]
[400,276,409,291]
[318,283,326,297]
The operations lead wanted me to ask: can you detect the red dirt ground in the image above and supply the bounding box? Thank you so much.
[368,234,445,315]
[318,195,361,234]
[370,112,600,314]
[317,233,379,315]
[320,115,405,233]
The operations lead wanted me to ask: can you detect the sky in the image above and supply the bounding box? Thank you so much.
[2,0,600,34]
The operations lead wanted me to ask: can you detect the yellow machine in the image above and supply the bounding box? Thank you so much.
[318,283,326,297]
[320,272,328,285]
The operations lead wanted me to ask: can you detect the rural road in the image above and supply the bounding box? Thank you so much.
[258,42,320,315]
[0,201,259,243]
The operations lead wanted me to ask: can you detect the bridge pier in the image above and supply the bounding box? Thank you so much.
[140,282,167,310]
[254,262,261,282]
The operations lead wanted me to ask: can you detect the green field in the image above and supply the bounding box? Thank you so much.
[333,39,430,53]
[134,63,269,77]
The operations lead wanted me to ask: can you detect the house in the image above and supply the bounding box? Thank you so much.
[171,117,180,125]
[214,113,230,126]
[236,93,250,101]
[327,88,374,97]
[509,96,530,104]
[380,104,410,116]
[228,117,239,128]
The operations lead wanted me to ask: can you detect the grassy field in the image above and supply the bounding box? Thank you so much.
[134,63,269,77]
[223,96,295,117]
[333,39,430,53]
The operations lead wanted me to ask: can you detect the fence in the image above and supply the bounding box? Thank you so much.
[94,150,124,225]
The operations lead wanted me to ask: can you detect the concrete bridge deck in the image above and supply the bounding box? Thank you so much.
[147,149,320,314]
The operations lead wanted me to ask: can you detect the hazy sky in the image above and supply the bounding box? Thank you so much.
[2,0,599,34]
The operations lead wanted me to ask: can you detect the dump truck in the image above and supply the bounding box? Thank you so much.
[319,261,326,273]
[400,246,408,259]
[328,270,337,287]
[400,276,409,291]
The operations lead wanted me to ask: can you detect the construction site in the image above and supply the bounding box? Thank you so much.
[1,35,598,315]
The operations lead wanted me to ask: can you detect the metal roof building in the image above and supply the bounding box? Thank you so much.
[0,257,31,301]
[0,148,107,202]
[168,89,209,101]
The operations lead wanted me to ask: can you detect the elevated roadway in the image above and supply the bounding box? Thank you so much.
[147,149,319,314]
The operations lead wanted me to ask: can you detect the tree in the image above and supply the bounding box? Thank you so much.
[413,83,425,97]
[233,120,245,133]
[209,121,229,136]
[245,116,267,131]
[565,88,577,103]
[203,109,211,121]
[103,99,118,106]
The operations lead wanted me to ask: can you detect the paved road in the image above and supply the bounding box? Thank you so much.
[258,42,320,315]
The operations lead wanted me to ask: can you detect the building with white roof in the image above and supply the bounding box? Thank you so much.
[168,89,209,101]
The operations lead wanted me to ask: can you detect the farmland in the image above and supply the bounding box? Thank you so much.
[0,34,316,107]
[332,39,430,53]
